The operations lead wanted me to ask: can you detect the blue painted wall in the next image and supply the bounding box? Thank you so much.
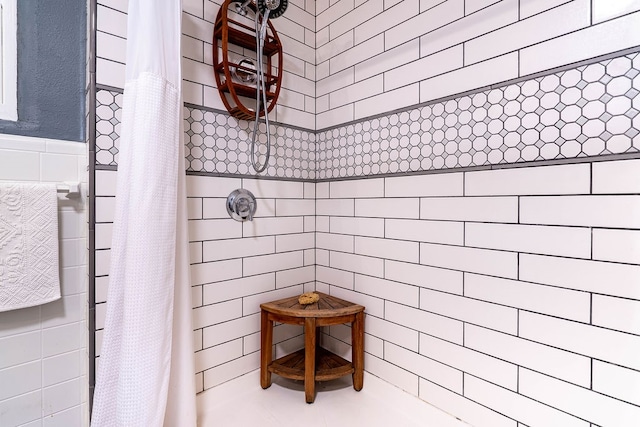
[0,0,86,142]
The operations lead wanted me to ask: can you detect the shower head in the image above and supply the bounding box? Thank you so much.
[257,0,288,18]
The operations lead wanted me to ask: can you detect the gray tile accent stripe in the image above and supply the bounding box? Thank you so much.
[95,49,640,181]
[95,88,316,180]
[183,107,316,179]
[318,51,640,178]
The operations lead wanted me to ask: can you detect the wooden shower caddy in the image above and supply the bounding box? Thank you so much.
[212,0,283,121]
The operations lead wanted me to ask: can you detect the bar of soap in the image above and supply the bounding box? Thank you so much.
[298,292,319,305]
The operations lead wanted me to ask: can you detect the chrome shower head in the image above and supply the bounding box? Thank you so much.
[257,0,288,18]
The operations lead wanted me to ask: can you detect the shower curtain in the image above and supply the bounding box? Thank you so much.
[91,0,197,426]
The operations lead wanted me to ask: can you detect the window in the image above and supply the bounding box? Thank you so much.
[0,0,17,121]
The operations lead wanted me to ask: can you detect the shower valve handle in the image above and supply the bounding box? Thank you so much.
[236,195,255,220]
[226,189,257,222]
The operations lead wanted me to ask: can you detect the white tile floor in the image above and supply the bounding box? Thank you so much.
[197,370,471,427]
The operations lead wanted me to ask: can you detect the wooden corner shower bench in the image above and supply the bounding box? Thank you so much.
[260,292,365,403]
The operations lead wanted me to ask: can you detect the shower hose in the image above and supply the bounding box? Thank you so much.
[250,9,272,173]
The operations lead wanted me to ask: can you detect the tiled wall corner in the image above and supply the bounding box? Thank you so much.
[316,159,640,427]
[0,135,89,427]
[94,171,315,391]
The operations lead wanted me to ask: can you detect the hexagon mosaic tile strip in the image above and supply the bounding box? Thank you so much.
[95,89,317,179]
[184,109,316,179]
[95,90,123,166]
[95,51,640,180]
[317,53,640,179]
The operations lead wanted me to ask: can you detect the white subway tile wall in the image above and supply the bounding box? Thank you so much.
[96,1,640,181]
[94,172,313,392]
[0,135,88,427]
[96,0,315,127]
[317,0,640,129]
[92,1,640,427]
[95,0,317,178]
[316,159,640,427]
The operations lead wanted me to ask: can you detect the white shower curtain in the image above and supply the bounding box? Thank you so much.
[91,0,197,426]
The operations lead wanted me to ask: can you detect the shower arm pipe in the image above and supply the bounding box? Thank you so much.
[239,0,252,10]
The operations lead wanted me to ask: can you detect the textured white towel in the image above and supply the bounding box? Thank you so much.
[0,183,60,312]
[91,0,197,426]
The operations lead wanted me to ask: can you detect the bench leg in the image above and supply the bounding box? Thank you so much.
[304,317,317,403]
[352,311,364,391]
[260,310,273,389]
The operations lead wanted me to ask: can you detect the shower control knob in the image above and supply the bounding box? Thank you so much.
[226,189,257,222]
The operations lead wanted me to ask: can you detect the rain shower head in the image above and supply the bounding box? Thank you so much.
[257,0,288,18]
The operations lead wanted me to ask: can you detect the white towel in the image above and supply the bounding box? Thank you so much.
[0,182,60,312]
